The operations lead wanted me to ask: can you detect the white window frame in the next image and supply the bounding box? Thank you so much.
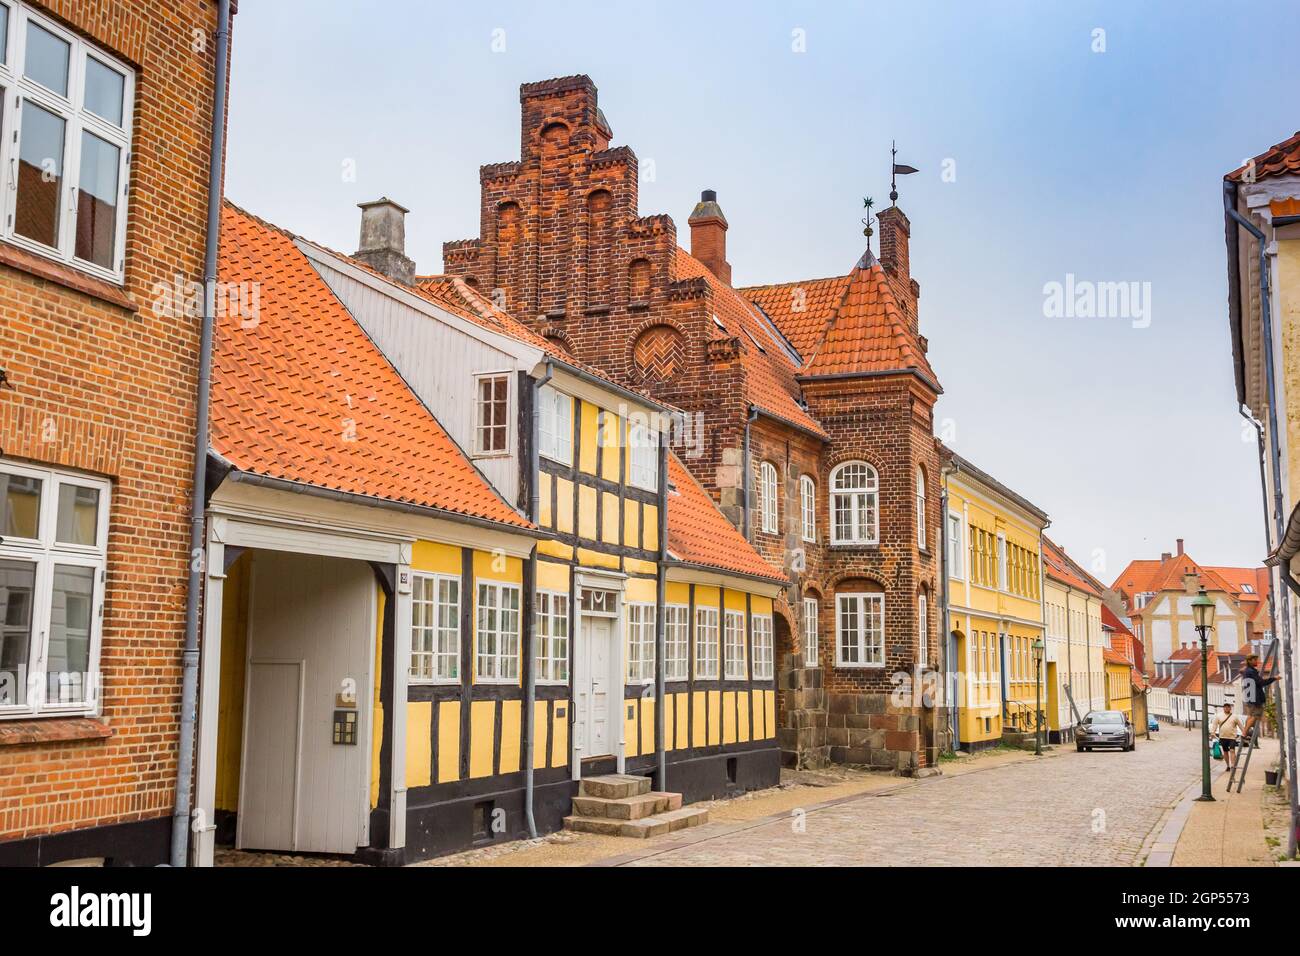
[694,605,719,680]
[800,474,816,543]
[0,459,110,718]
[757,461,778,534]
[472,371,512,457]
[996,532,1008,591]
[627,419,658,491]
[409,572,459,684]
[723,609,747,680]
[803,596,819,667]
[918,592,928,669]
[625,601,656,683]
[915,467,927,550]
[835,592,885,668]
[0,2,135,284]
[664,603,689,681]
[752,614,774,680]
[829,461,879,545]
[947,511,964,580]
[534,588,569,685]
[475,580,520,682]
[538,384,573,466]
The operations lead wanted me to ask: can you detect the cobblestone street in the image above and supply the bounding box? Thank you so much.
[612,727,1204,867]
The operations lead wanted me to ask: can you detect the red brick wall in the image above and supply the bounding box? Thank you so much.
[0,0,228,849]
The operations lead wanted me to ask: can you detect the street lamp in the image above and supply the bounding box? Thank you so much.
[1032,637,1045,756]
[1191,586,1216,802]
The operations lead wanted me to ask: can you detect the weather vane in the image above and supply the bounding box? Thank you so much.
[890,140,918,206]
[861,196,875,252]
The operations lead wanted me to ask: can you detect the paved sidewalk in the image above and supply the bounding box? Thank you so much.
[1168,737,1282,867]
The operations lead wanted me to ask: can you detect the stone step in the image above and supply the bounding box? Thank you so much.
[579,773,652,800]
[563,805,709,839]
[571,791,682,820]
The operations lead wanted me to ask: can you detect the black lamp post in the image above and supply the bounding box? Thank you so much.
[1033,637,1045,756]
[1191,586,1216,802]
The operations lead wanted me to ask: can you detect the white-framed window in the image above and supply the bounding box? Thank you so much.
[829,461,878,545]
[626,602,656,682]
[917,592,928,668]
[803,596,819,666]
[0,3,134,284]
[475,581,520,681]
[723,608,746,679]
[946,511,964,579]
[752,614,774,680]
[410,572,459,682]
[800,474,816,542]
[996,532,1008,591]
[756,461,778,534]
[473,372,511,456]
[627,419,658,491]
[538,385,573,465]
[836,592,884,668]
[915,467,927,550]
[534,589,569,684]
[664,603,689,681]
[694,605,719,679]
[0,460,109,717]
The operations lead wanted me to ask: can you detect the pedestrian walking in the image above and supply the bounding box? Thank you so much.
[1210,702,1244,771]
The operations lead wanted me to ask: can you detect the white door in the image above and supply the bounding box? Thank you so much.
[238,551,374,854]
[577,617,613,757]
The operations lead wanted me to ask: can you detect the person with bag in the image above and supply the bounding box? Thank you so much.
[1210,702,1244,771]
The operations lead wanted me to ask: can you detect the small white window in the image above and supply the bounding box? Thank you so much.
[917,592,928,669]
[410,573,459,683]
[664,604,689,681]
[0,460,110,717]
[723,609,747,680]
[752,614,774,680]
[915,467,927,550]
[947,511,964,579]
[628,419,658,491]
[830,461,878,545]
[538,385,573,465]
[626,602,656,683]
[475,581,520,681]
[694,606,719,680]
[534,589,569,684]
[836,592,884,668]
[756,461,778,534]
[800,475,816,542]
[803,596,819,666]
[474,373,511,456]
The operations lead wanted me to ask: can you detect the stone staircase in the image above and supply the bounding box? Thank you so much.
[563,774,708,838]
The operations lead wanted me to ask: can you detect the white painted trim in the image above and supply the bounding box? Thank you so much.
[192,533,225,867]
[834,591,886,669]
[389,565,408,850]
[664,565,783,598]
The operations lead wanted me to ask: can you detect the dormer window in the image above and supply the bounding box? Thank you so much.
[473,372,510,456]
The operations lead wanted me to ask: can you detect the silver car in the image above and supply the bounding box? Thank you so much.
[1075,710,1135,752]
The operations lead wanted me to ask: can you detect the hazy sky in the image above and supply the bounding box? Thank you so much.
[224,0,1299,577]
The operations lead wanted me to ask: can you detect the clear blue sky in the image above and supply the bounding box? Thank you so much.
[224,0,1300,576]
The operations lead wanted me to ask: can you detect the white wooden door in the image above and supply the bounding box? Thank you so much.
[577,617,613,757]
[238,551,374,854]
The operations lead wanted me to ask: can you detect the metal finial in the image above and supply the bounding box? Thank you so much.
[861,196,875,253]
[890,140,919,206]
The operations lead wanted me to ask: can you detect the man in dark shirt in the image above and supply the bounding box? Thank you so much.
[1240,654,1277,741]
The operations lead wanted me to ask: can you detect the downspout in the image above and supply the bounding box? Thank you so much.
[171,0,231,868]
[939,463,955,750]
[742,406,758,539]
[524,360,553,840]
[654,433,669,790]
[1226,183,1300,858]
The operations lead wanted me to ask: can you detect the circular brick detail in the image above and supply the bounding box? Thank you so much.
[631,324,685,382]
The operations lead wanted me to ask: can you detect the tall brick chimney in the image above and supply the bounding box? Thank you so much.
[1176,538,1184,556]
[877,205,910,280]
[353,197,415,285]
[689,189,730,285]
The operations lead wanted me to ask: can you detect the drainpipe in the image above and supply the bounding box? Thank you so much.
[742,406,758,539]
[1226,183,1300,858]
[171,0,231,868]
[939,462,954,751]
[654,432,669,790]
[524,361,553,840]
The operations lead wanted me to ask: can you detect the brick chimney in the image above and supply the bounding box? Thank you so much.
[1176,538,1184,556]
[353,197,416,285]
[689,189,730,285]
[877,205,910,280]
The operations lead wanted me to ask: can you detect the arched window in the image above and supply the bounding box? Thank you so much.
[755,461,778,534]
[800,475,816,542]
[916,466,927,550]
[830,461,878,545]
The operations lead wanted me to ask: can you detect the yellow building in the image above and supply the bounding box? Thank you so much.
[1042,538,1107,742]
[941,453,1049,750]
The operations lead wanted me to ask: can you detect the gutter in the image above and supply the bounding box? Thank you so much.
[171,0,231,868]
[742,405,758,539]
[523,360,553,839]
[664,558,788,590]
[796,366,944,396]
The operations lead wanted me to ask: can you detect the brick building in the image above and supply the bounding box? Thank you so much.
[0,0,231,865]
[441,75,944,773]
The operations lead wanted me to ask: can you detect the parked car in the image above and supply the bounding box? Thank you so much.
[1147,715,1160,733]
[1076,710,1136,752]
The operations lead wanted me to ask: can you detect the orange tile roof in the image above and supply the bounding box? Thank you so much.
[1170,650,1216,696]
[666,454,787,585]
[213,202,532,530]
[1042,537,1100,596]
[741,274,851,359]
[674,248,828,438]
[1226,130,1300,183]
[1112,552,1263,620]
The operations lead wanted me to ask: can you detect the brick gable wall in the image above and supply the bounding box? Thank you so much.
[0,0,226,859]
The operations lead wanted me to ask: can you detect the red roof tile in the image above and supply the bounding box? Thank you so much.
[1226,131,1300,183]
[213,202,532,530]
[741,274,851,359]
[1042,537,1100,596]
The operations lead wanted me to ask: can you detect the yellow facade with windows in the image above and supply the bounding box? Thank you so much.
[1105,659,1133,718]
